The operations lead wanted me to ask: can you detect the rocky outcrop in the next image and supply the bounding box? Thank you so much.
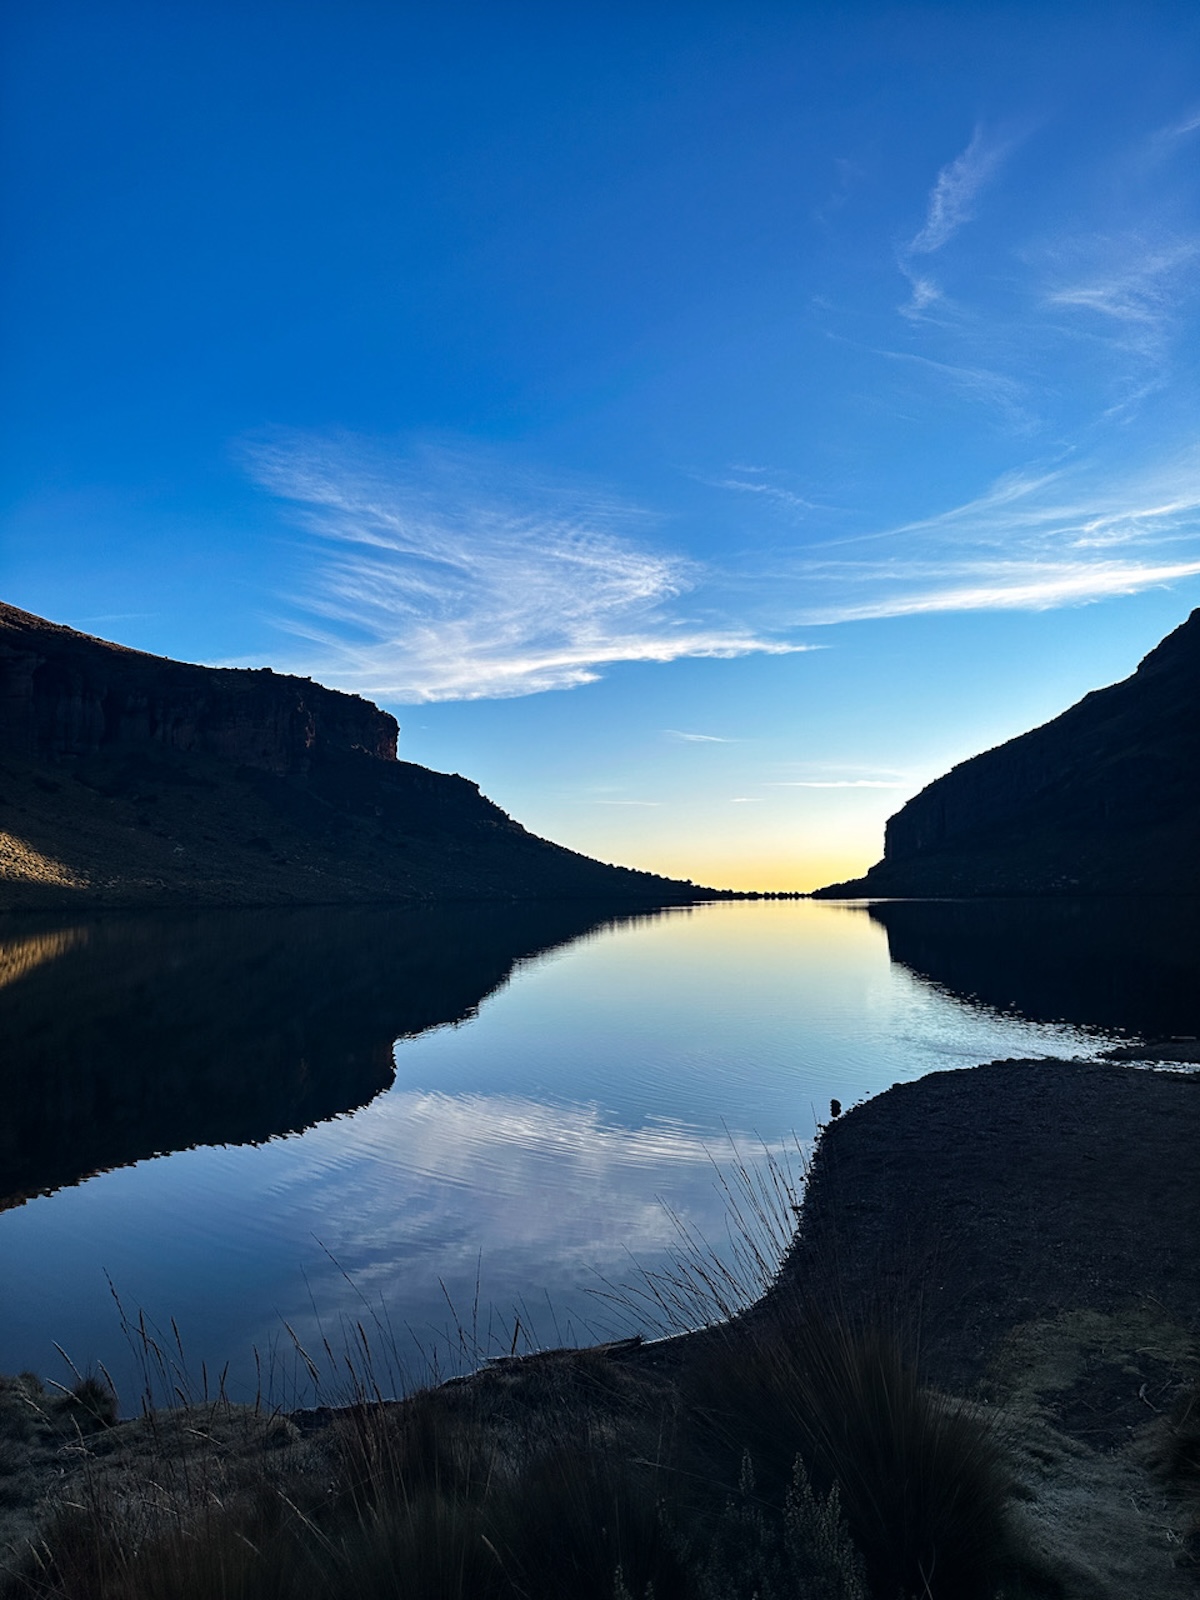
[0,602,396,774]
[815,608,1200,896]
[0,605,709,909]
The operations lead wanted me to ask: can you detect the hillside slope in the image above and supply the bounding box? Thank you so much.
[0,604,704,909]
[816,608,1200,896]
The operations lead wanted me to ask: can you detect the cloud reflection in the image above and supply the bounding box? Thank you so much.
[257,1089,803,1322]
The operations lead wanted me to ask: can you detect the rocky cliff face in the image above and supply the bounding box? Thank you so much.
[0,602,397,774]
[0,605,707,909]
[816,608,1200,896]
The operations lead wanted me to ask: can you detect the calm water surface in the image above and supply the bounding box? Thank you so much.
[1,897,1195,1401]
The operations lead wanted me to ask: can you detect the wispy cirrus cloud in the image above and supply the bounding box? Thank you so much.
[590,799,663,807]
[873,347,1033,426]
[665,729,734,743]
[1148,105,1200,150]
[888,115,1197,418]
[806,556,1200,623]
[707,466,820,517]
[249,431,1200,702]
[781,451,1200,624]
[708,447,1200,626]
[1046,239,1199,328]
[245,434,806,703]
[908,126,1013,255]
[1041,235,1200,409]
[896,126,1016,319]
[898,274,944,320]
[870,454,1200,552]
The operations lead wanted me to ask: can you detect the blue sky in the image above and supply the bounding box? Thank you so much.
[4,2,1200,888]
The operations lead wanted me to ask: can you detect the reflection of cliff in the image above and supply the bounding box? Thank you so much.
[870,897,1200,1036]
[0,901,645,1209]
[817,608,1200,896]
[0,604,705,908]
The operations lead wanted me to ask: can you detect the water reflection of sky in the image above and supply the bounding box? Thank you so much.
[0,901,1121,1402]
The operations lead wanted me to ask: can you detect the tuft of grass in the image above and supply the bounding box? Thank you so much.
[1144,1377,1200,1563]
[1153,1378,1200,1484]
[21,1497,294,1600]
[601,1134,1022,1596]
[320,1489,504,1600]
[684,1300,1018,1600]
[8,1321,1016,1600]
[4,1139,1036,1600]
[489,1442,693,1600]
[598,1135,809,1336]
[697,1449,867,1600]
[56,1374,119,1433]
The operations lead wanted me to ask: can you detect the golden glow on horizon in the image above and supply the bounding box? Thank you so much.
[606,845,877,894]
[536,785,897,895]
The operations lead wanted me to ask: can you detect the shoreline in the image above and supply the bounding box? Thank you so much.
[3,1053,1198,1595]
[777,1054,1199,1378]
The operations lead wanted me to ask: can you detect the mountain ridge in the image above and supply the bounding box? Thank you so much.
[815,607,1200,897]
[0,604,710,909]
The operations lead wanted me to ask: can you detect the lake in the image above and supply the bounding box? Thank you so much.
[1,896,1196,1406]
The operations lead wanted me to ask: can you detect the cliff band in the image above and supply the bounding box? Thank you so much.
[816,607,1200,896]
[0,604,704,909]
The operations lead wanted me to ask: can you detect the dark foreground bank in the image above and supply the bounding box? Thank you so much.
[2,1057,1197,1599]
[779,1056,1200,1391]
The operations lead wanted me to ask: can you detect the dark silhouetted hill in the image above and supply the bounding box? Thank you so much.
[815,608,1200,897]
[0,604,709,908]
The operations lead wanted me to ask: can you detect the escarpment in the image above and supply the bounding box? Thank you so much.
[816,607,1200,896]
[0,601,397,773]
[0,604,708,909]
